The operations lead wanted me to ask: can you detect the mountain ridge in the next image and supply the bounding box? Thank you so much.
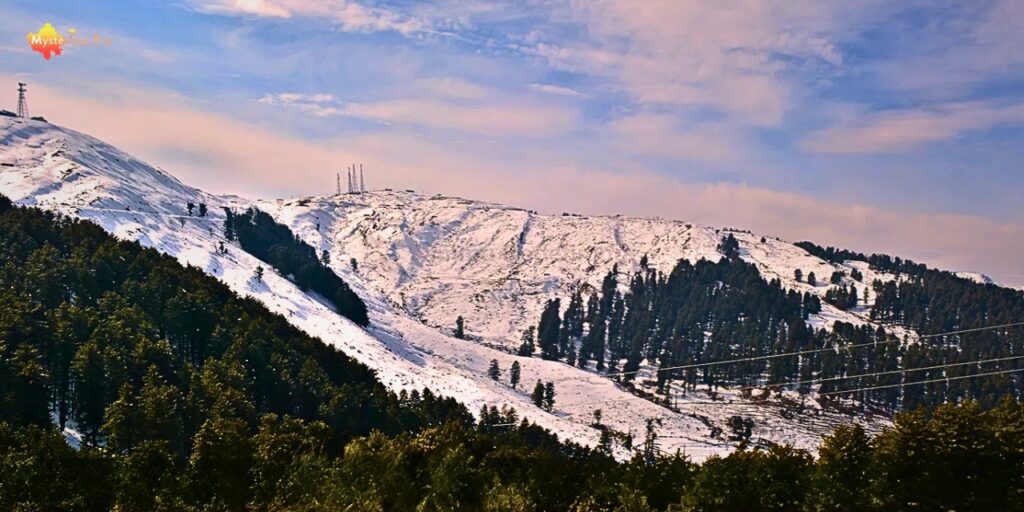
[7,116,1021,459]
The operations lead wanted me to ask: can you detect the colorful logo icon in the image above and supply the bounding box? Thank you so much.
[26,23,65,60]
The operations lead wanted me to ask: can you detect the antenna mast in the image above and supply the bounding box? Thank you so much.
[360,164,365,193]
[17,83,28,119]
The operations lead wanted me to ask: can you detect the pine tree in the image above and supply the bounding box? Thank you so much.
[718,234,740,259]
[807,272,817,286]
[487,359,500,381]
[517,327,535,357]
[222,208,236,241]
[794,269,803,282]
[509,361,521,390]
[254,266,264,283]
[530,381,545,409]
[830,271,844,285]
[598,430,613,456]
[543,382,555,412]
[186,202,195,216]
[102,384,139,454]
[454,316,466,339]
[537,299,562,360]
[321,250,331,266]
[642,418,660,464]
[198,203,208,217]
[812,424,872,512]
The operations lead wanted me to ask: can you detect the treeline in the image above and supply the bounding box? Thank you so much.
[4,397,1024,510]
[224,207,369,326]
[524,235,1022,411]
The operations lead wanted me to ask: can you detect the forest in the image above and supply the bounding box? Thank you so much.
[1,197,1023,510]
[526,234,1024,412]
[224,206,369,326]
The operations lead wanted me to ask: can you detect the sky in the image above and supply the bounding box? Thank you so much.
[2,0,1023,285]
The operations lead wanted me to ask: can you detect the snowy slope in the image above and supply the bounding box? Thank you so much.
[262,191,916,346]
[0,117,899,459]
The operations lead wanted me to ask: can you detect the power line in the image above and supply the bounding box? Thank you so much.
[585,321,1024,381]
[592,338,900,381]
[553,354,1024,416]
[917,321,1024,338]
[819,367,1024,396]
[735,354,1024,392]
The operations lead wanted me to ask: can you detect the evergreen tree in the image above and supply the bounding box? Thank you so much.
[517,327,535,357]
[812,424,872,512]
[807,271,817,286]
[530,381,545,409]
[718,234,740,259]
[487,359,500,381]
[455,316,466,339]
[543,382,555,412]
[254,266,264,282]
[830,270,844,285]
[198,203,207,217]
[186,202,195,216]
[222,208,236,241]
[509,361,521,390]
[537,299,562,360]
[794,268,803,282]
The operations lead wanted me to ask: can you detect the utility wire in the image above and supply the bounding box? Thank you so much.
[819,367,1024,396]
[734,353,1024,392]
[916,321,1024,338]
[553,354,1024,415]
[576,321,1024,381]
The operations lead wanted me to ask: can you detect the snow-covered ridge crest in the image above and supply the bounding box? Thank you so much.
[1,117,899,459]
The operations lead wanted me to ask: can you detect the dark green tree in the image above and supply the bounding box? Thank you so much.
[487,359,500,381]
[455,316,466,339]
[509,361,521,390]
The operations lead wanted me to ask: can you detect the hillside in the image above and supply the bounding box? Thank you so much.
[0,198,1018,510]
[3,116,1022,459]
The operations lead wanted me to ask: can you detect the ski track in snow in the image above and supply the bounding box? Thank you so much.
[0,117,964,459]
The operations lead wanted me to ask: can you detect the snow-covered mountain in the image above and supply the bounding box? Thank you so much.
[260,191,919,348]
[0,117,921,459]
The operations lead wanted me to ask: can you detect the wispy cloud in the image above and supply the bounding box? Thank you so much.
[342,99,576,137]
[803,101,1024,154]
[257,91,577,137]
[187,0,433,35]
[607,113,736,163]
[257,92,344,117]
[527,83,584,97]
[521,1,867,126]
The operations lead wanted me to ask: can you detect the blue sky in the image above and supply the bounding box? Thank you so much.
[2,0,1023,284]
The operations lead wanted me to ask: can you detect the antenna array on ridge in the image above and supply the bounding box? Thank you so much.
[340,163,368,194]
[17,83,29,119]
